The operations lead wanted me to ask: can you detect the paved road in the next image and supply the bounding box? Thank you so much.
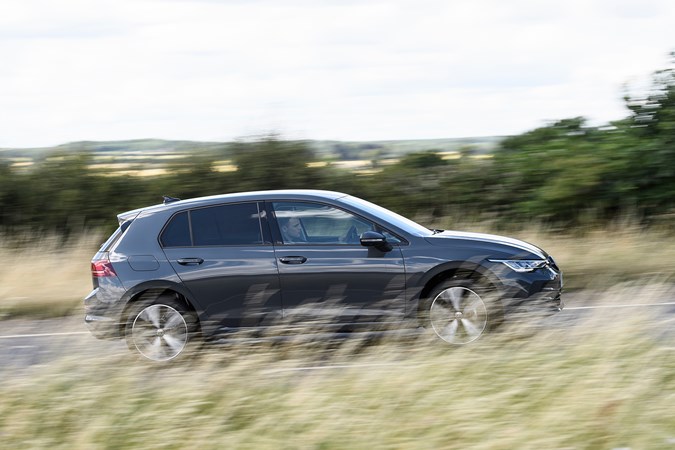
[0,316,128,375]
[1,291,674,374]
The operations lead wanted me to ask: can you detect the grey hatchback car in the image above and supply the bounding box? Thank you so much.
[85,190,563,361]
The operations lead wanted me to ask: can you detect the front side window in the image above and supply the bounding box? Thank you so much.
[273,202,374,245]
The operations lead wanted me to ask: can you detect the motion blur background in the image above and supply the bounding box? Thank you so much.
[1,2,675,448]
[1,0,675,234]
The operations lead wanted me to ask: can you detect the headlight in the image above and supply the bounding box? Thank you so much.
[489,259,548,272]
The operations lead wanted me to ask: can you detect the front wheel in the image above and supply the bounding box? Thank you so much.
[425,279,501,345]
[125,296,197,361]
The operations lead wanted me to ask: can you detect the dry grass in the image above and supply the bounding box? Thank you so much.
[429,219,675,290]
[0,284,674,449]
[0,231,102,318]
[1,224,675,317]
[1,227,674,448]
[517,226,675,289]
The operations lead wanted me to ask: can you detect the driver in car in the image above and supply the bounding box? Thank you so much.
[280,217,307,243]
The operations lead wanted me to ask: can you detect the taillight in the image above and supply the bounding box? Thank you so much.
[91,258,117,277]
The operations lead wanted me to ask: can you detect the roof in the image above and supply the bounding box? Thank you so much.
[117,189,348,224]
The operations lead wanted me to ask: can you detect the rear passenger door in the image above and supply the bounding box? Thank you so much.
[161,202,282,331]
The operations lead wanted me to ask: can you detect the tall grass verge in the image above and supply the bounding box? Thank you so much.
[2,223,675,318]
[430,218,675,290]
[1,284,674,449]
[0,231,102,318]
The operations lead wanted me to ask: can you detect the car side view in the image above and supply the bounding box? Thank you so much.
[85,190,563,361]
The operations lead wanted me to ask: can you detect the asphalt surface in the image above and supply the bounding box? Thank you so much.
[1,290,674,374]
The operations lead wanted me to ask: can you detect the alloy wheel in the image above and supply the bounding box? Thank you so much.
[130,304,189,361]
[429,286,488,344]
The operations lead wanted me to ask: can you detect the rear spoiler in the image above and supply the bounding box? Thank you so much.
[116,196,181,225]
[117,210,142,226]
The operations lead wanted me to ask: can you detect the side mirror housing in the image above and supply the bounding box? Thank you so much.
[360,231,393,252]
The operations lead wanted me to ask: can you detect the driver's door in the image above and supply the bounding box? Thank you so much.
[269,201,406,324]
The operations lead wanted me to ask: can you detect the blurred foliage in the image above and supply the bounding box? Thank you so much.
[2,287,675,448]
[2,57,675,234]
[230,138,321,191]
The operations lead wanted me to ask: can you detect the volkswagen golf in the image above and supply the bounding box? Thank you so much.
[85,190,563,361]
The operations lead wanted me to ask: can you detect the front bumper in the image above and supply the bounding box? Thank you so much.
[495,259,564,319]
[506,290,564,316]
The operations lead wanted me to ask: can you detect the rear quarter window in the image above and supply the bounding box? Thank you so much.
[160,211,191,247]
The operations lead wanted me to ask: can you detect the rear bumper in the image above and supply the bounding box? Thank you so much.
[84,288,124,339]
[84,314,122,339]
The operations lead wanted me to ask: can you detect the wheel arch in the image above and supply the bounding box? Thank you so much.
[119,281,200,334]
[416,260,504,313]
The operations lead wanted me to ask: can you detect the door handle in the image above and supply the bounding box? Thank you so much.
[279,256,307,264]
[177,258,204,265]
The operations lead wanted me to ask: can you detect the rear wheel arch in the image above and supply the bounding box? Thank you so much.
[122,288,201,361]
[120,284,200,335]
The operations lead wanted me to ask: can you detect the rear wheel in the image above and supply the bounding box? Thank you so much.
[125,295,198,361]
[425,278,502,345]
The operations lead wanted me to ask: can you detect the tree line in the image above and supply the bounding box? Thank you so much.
[1,56,675,235]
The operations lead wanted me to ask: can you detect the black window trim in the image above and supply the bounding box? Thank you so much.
[187,210,194,247]
[158,201,272,249]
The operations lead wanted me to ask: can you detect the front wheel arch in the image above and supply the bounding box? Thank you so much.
[420,274,504,344]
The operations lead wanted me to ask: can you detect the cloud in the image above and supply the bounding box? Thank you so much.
[0,0,674,147]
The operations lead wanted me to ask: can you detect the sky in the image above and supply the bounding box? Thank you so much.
[1,0,674,148]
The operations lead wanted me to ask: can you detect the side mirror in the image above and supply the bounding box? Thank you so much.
[360,231,393,252]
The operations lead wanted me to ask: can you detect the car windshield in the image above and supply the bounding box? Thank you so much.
[339,195,433,237]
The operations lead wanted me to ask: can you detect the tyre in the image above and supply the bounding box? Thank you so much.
[125,294,198,361]
[424,278,502,345]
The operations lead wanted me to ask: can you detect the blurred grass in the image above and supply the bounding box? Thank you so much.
[521,226,675,289]
[0,231,102,319]
[1,222,675,318]
[431,217,675,290]
[0,284,674,448]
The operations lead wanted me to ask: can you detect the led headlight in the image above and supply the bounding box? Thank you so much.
[489,259,548,272]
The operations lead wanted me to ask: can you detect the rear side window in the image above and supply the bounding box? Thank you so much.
[192,203,262,246]
[161,203,264,247]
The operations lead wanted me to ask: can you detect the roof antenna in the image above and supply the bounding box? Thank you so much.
[163,196,181,205]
